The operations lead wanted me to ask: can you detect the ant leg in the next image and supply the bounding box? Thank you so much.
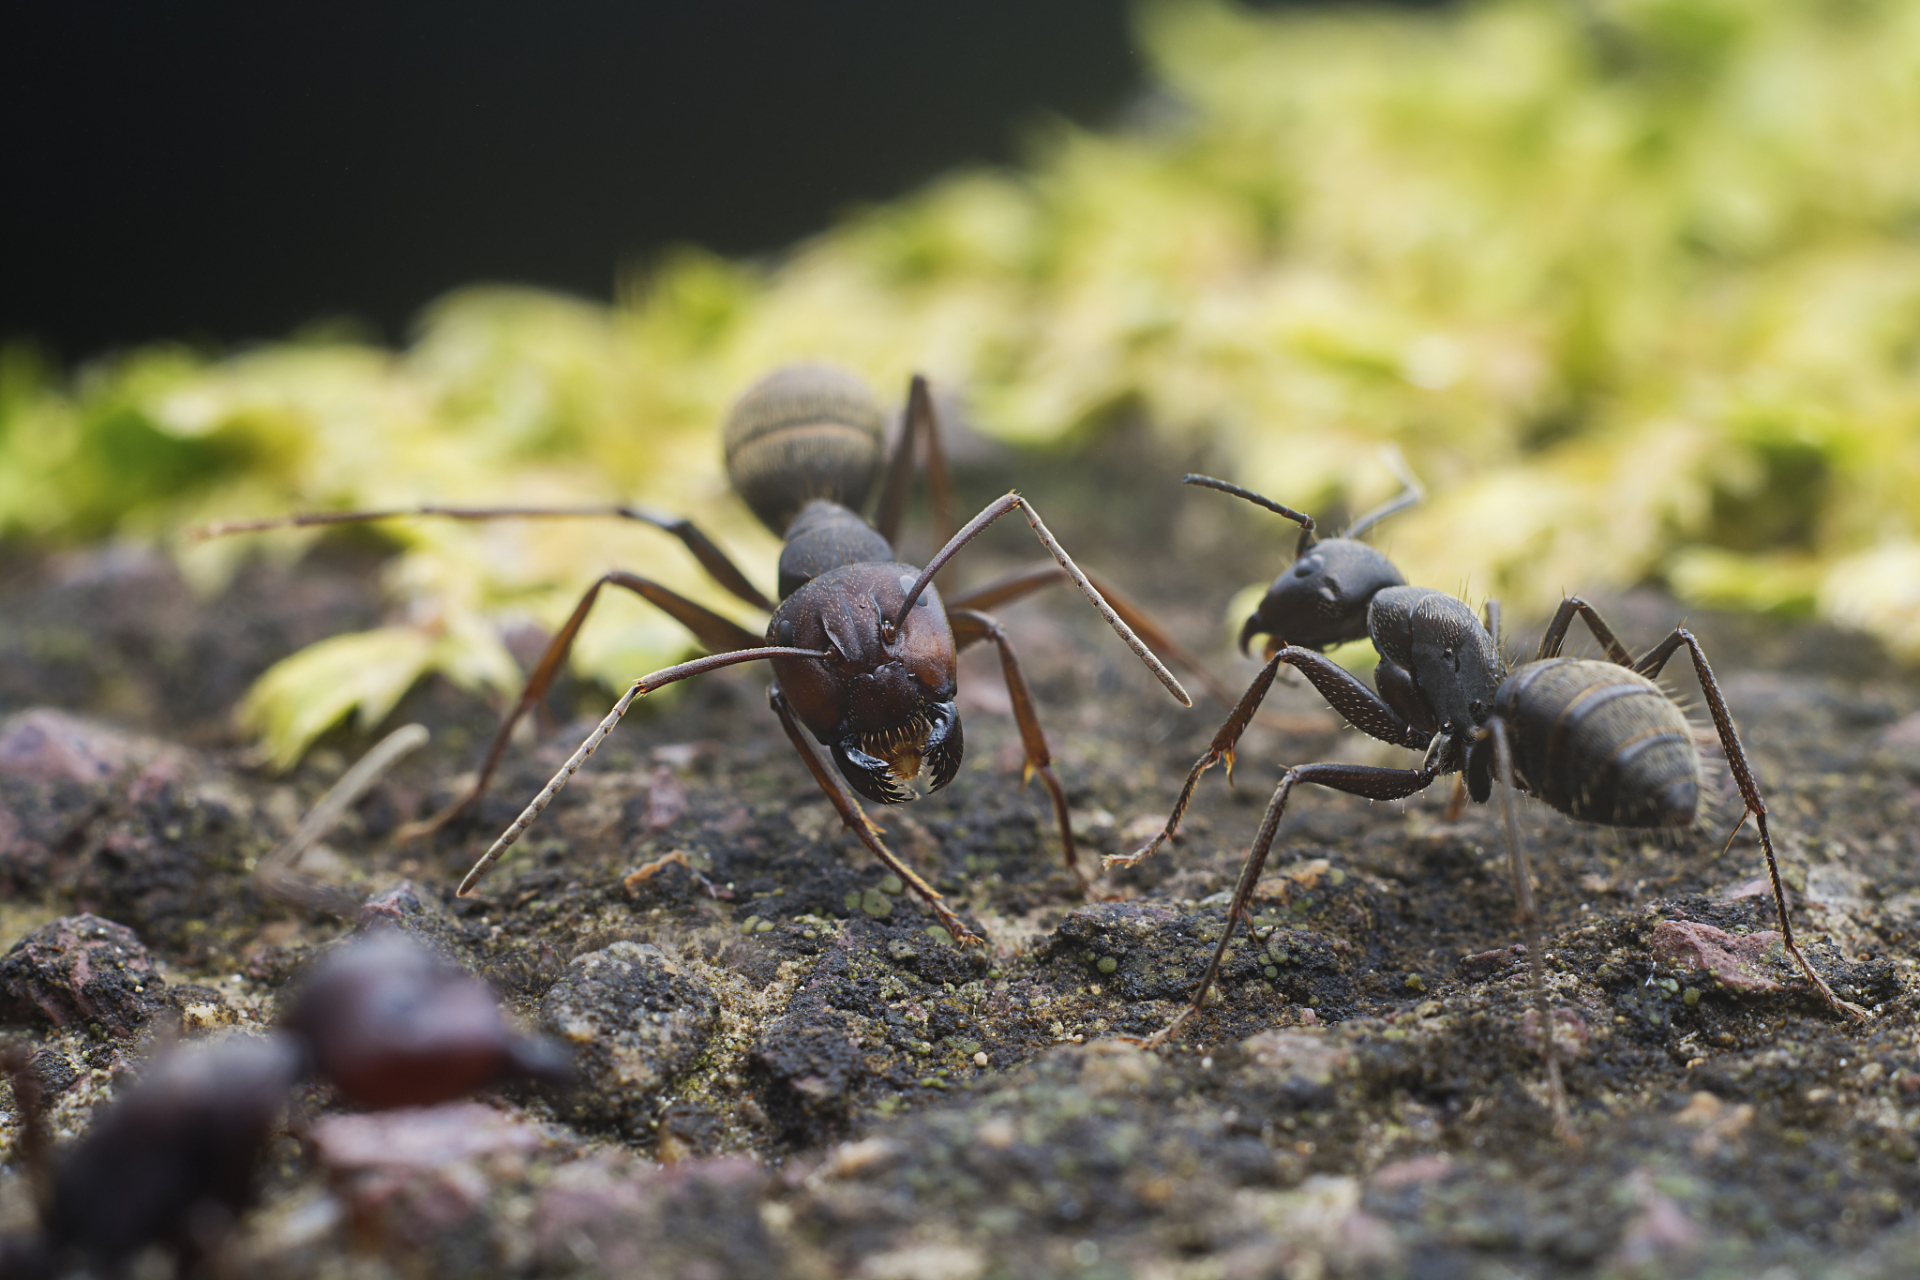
[948,564,1242,711]
[894,493,1191,708]
[1107,654,1286,869]
[1485,718,1577,1143]
[768,687,979,946]
[1276,647,1430,750]
[456,644,828,896]
[1635,628,1865,1019]
[1535,596,1635,666]
[1114,645,1427,869]
[193,503,774,611]
[950,608,1096,897]
[258,723,431,915]
[1141,760,1438,1048]
[1338,449,1426,541]
[873,374,956,550]
[398,572,763,841]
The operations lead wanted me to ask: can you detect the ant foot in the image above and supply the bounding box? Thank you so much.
[1102,841,1161,871]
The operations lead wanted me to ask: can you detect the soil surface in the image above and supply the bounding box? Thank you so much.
[2,438,1918,1279]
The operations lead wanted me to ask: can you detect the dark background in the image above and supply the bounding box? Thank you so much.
[3,1,1145,362]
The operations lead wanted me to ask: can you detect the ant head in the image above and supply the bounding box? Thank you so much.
[1181,473,1417,656]
[282,930,571,1109]
[1240,537,1407,655]
[768,563,963,804]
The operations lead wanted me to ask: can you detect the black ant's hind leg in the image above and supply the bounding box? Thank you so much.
[1636,627,1867,1019]
[1535,596,1636,666]
[950,609,1098,898]
[1139,759,1438,1049]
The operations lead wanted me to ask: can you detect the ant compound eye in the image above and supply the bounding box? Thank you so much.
[776,619,795,646]
[1316,577,1342,603]
[1293,554,1323,579]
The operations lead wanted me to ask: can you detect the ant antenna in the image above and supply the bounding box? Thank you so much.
[1338,445,1425,541]
[1182,475,1317,553]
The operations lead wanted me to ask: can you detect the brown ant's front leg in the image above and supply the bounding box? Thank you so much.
[398,571,763,842]
[1137,759,1438,1049]
[768,687,980,947]
[456,644,827,897]
[950,608,1098,899]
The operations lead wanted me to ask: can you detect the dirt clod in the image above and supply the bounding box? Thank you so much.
[0,913,162,1036]
[539,941,719,1135]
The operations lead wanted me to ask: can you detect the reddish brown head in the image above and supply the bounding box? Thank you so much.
[281,930,570,1110]
[767,561,963,804]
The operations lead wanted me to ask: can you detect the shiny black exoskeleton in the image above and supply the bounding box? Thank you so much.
[1223,474,1412,657]
[1114,469,1857,1138]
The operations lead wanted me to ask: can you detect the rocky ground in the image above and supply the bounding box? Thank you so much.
[1,441,1918,1279]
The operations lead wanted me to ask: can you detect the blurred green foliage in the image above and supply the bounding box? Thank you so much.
[4,0,1919,766]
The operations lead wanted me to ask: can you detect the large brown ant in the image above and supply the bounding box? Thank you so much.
[0,930,567,1277]
[1109,471,1863,1137]
[199,366,1198,943]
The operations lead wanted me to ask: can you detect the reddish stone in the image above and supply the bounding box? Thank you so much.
[1648,921,1785,992]
[0,913,161,1035]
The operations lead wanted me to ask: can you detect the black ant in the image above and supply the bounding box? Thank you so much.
[1108,471,1862,1137]
[0,930,568,1277]
[199,366,1197,943]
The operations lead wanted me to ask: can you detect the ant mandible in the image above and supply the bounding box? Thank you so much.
[1109,470,1863,1139]
[199,366,1196,944]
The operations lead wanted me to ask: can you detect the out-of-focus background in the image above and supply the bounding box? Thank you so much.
[4,0,1918,767]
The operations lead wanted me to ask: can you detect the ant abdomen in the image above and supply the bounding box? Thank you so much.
[1494,658,1699,828]
[723,364,887,536]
